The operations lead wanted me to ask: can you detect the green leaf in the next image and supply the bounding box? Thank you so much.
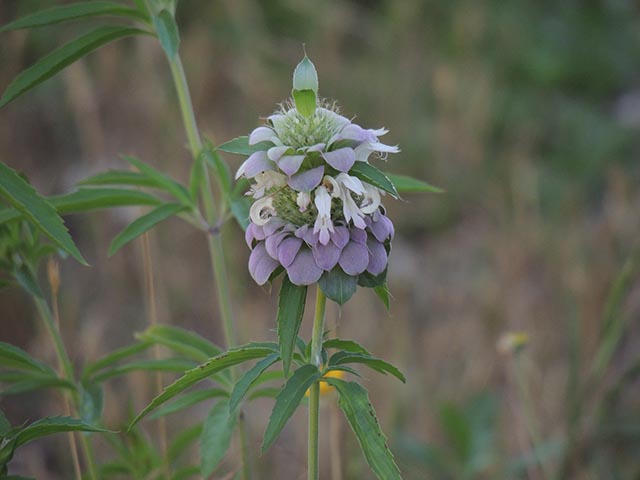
[373,284,391,310]
[248,387,280,401]
[149,388,227,420]
[0,342,54,375]
[0,2,147,32]
[292,89,316,118]
[324,379,401,480]
[358,269,387,289]
[78,170,159,189]
[216,136,272,156]
[0,187,163,225]
[152,9,179,59]
[201,142,232,199]
[129,345,276,427]
[0,26,147,109]
[229,353,279,413]
[82,341,152,381]
[92,358,196,383]
[0,374,74,395]
[385,173,444,194]
[277,278,307,377]
[0,409,11,436]
[329,352,405,383]
[200,399,237,477]
[108,203,186,256]
[230,197,250,231]
[292,55,319,93]
[0,163,86,265]
[349,162,399,199]
[135,325,223,362]
[319,268,357,305]
[122,155,192,206]
[13,416,108,449]
[262,364,321,452]
[323,339,371,356]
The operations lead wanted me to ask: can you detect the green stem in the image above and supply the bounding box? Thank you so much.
[165,46,250,480]
[308,288,326,480]
[34,297,98,480]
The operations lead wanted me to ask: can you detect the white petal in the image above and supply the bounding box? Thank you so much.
[336,173,365,195]
[369,142,400,153]
[249,196,276,226]
[249,126,277,145]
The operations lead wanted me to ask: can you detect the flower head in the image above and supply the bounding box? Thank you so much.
[236,55,399,301]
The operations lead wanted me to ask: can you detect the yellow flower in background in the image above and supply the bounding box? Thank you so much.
[306,369,346,397]
[497,331,529,355]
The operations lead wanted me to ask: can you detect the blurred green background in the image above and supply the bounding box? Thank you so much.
[1,0,640,478]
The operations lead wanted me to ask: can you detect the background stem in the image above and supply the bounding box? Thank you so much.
[308,288,326,480]
[165,47,251,479]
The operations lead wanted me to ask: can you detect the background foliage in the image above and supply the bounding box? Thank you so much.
[1,0,640,478]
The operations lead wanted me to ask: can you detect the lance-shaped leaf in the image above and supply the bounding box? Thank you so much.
[78,170,160,189]
[349,162,399,199]
[82,341,152,381]
[149,388,228,420]
[136,325,223,362]
[0,163,86,265]
[216,136,272,156]
[323,379,402,480]
[168,423,202,464]
[385,173,443,194]
[277,278,307,376]
[200,399,237,477]
[229,352,280,413]
[323,339,371,356]
[11,416,109,450]
[108,203,187,256]
[0,1,147,32]
[329,352,406,383]
[129,345,276,428]
[0,26,148,108]
[0,342,55,375]
[0,188,163,224]
[122,155,192,206]
[373,284,391,310]
[262,364,322,452]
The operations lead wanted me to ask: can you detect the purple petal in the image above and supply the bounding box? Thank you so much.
[249,126,277,145]
[350,227,367,244]
[322,148,356,173]
[369,215,394,242]
[287,166,324,192]
[331,226,349,249]
[278,237,303,268]
[336,124,368,142]
[286,249,323,286]
[248,242,280,285]
[236,151,275,179]
[312,242,341,271]
[295,225,309,239]
[268,146,292,161]
[366,238,388,275]
[265,231,291,259]
[339,241,369,275]
[306,143,326,153]
[263,218,286,236]
[278,155,305,176]
[245,223,265,247]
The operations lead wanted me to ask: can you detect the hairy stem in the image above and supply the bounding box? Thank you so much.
[308,287,327,480]
[165,46,250,479]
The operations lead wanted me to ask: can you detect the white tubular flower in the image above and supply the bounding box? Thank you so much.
[322,175,342,198]
[360,183,381,214]
[333,173,366,228]
[249,171,286,199]
[313,185,334,245]
[297,191,311,212]
[336,173,364,195]
[250,196,277,226]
